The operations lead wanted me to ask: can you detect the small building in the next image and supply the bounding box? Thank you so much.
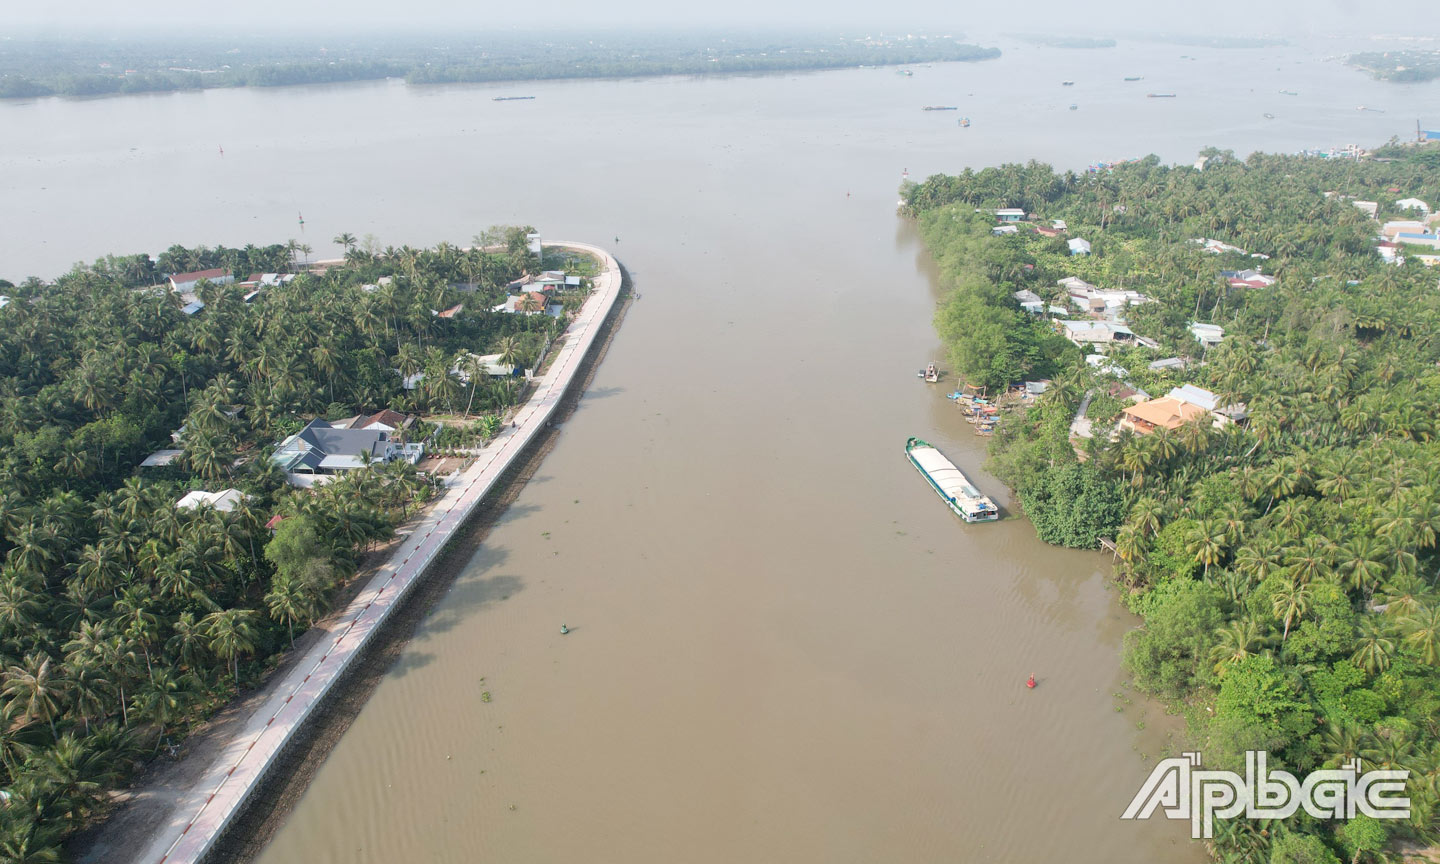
[271,419,422,486]
[1351,200,1379,219]
[168,268,233,292]
[434,303,464,319]
[1059,319,1136,347]
[1068,238,1092,256]
[0,297,10,310]
[140,448,184,468]
[1381,220,1428,240]
[1035,224,1061,238]
[1396,197,1431,215]
[995,208,1026,222]
[493,291,563,316]
[1193,238,1247,255]
[992,225,1019,235]
[181,300,205,316]
[332,409,415,433]
[1051,219,1067,231]
[1013,289,1044,315]
[1376,242,1402,263]
[1395,232,1440,250]
[176,489,247,513]
[1190,322,1225,348]
[526,233,542,256]
[1120,397,1209,435]
[1148,357,1190,372]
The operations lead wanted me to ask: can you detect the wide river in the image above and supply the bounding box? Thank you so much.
[4,36,1436,864]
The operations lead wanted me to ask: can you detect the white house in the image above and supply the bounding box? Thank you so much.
[1068,238,1092,256]
[1396,197,1431,215]
[176,489,248,513]
[526,232,542,256]
[1351,201,1379,219]
[1013,289,1045,315]
[1059,320,1136,347]
[1193,238,1247,255]
[168,268,233,292]
[1190,322,1225,348]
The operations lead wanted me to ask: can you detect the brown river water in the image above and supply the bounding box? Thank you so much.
[3,35,1434,864]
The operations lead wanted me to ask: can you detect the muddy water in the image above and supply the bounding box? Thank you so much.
[5,35,1434,864]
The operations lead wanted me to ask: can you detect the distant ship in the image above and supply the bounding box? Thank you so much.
[1069,104,1078,110]
[1279,89,1299,96]
[1062,81,1075,86]
[493,96,536,102]
[922,106,958,111]
[1124,76,1143,81]
[1147,93,1177,98]
[1264,113,1275,119]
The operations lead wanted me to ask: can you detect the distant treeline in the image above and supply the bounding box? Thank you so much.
[1008,34,1117,49]
[1350,50,1440,83]
[0,32,999,99]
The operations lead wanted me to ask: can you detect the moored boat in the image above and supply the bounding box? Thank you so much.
[905,437,998,523]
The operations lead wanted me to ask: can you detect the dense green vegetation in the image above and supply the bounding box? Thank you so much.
[905,145,1440,861]
[0,32,998,99]
[1350,50,1440,83]
[0,226,572,859]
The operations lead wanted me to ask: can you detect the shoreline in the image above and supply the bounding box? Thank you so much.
[71,242,628,864]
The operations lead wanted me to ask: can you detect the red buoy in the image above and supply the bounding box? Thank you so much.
[1026,674,1037,689]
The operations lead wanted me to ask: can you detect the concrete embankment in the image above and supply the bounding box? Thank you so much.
[104,242,623,864]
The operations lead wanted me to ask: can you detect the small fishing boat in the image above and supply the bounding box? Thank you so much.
[1124,76,1143,81]
[1279,89,1298,96]
[1263,112,1275,119]
[1147,93,1177,98]
[905,437,999,523]
[920,362,940,383]
[1061,81,1075,86]
[1069,104,1078,111]
[923,105,958,111]
[958,116,971,127]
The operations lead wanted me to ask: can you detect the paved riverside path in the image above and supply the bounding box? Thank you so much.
[140,242,622,864]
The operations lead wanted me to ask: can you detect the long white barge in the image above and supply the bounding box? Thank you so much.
[905,436,999,523]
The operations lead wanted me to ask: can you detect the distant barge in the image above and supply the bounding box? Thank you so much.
[923,106,959,111]
[905,437,999,523]
[493,96,536,102]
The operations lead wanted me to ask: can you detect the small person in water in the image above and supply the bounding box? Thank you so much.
[560,624,570,635]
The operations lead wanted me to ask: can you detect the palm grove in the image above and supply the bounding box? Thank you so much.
[0,226,568,861]
[903,145,1440,863]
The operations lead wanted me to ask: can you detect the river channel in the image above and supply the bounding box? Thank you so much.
[4,35,1435,864]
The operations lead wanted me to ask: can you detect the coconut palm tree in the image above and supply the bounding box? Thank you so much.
[1272,579,1312,642]
[1351,617,1396,675]
[1,653,67,739]
[1400,604,1440,666]
[1210,618,1268,675]
[202,608,260,691]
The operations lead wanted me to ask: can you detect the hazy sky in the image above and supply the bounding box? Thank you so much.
[7,0,1429,39]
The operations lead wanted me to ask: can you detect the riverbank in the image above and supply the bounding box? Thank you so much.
[72,241,627,864]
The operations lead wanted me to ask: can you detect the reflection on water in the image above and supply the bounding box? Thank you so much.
[6,36,1433,864]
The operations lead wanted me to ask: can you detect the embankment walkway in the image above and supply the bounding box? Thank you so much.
[133,241,622,864]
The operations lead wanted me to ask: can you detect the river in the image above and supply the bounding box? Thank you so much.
[4,35,1436,864]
